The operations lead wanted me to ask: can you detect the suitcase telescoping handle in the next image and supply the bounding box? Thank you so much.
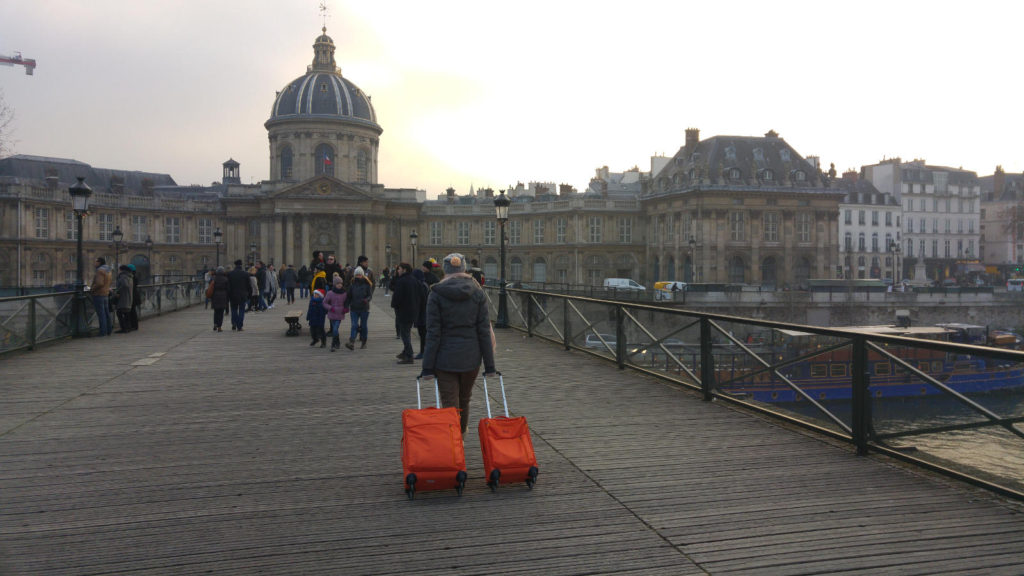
[481,373,509,419]
[415,377,441,409]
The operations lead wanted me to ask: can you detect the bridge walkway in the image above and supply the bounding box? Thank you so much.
[2,295,1023,575]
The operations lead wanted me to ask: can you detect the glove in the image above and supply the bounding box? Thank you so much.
[419,369,434,379]
[483,369,498,377]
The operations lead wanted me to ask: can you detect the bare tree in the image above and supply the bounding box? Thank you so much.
[0,89,15,158]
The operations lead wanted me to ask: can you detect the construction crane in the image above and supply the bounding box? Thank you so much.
[1,51,37,75]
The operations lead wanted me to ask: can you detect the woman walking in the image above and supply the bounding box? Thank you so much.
[210,266,230,331]
[419,253,497,435]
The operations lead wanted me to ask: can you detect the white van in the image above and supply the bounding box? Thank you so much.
[603,278,645,291]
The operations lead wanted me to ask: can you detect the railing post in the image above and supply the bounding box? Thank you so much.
[700,317,714,401]
[156,287,162,315]
[851,335,870,455]
[615,306,625,369]
[28,298,37,350]
[563,296,570,350]
[527,294,535,337]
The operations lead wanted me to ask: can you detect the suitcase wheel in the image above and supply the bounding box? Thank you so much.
[455,471,468,496]
[488,469,501,492]
[406,473,417,501]
[526,466,539,489]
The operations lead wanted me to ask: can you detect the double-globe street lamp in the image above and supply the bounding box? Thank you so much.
[494,189,510,328]
[69,177,93,338]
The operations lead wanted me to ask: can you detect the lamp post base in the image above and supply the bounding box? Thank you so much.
[71,288,91,338]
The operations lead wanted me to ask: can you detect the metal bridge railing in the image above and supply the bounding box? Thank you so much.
[485,286,1024,501]
[0,279,204,355]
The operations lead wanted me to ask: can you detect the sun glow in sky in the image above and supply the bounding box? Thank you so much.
[2,0,1022,197]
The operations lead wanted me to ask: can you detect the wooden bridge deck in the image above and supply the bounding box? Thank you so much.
[2,296,1023,575]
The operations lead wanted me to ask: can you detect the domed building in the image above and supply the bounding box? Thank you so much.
[265,28,382,185]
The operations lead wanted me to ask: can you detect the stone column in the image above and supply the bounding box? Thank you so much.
[259,220,270,264]
[285,216,295,266]
[274,217,284,267]
[354,217,363,260]
[337,217,346,264]
[301,217,310,266]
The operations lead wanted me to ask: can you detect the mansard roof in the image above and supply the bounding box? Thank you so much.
[0,154,177,192]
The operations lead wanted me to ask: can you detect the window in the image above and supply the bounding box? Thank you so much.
[907,218,914,233]
[844,210,852,225]
[729,212,745,242]
[944,240,950,258]
[858,210,865,225]
[280,145,293,179]
[932,240,938,257]
[165,217,181,243]
[65,211,79,240]
[510,257,522,281]
[830,364,847,377]
[874,363,891,377]
[556,218,567,244]
[509,220,521,245]
[429,221,443,245]
[761,169,774,181]
[34,208,49,239]
[588,216,602,243]
[356,149,369,182]
[871,233,879,252]
[198,218,213,244]
[858,233,865,251]
[871,211,879,226]
[793,170,807,182]
[885,212,892,226]
[456,221,470,245]
[131,215,147,242]
[797,213,812,243]
[484,220,496,245]
[810,364,828,377]
[98,213,114,241]
[763,212,779,242]
[728,168,741,180]
[844,232,852,251]
[314,143,334,176]
[618,217,631,243]
[533,219,544,244]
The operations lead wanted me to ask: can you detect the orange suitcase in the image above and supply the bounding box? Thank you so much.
[402,378,467,500]
[478,374,539,491]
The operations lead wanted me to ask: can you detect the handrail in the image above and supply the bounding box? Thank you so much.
[0,279,204,355]
[486,285,1024,501]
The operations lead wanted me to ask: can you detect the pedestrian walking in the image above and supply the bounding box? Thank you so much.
[114,265,134,333]
[323,276,348,351]
[297,265,311,299]
[210,266,230,331]
[390,262,420,364]
[344,266,373,350]
[420,253,497,435]
[307,288,328,348]
[227,259,251,331]
[127,264,142,331]
[282,264,298,304]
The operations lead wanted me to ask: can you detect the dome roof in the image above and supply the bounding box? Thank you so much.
[265,28,381,133]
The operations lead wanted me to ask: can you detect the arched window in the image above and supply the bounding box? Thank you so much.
[728,256,746,284]
[280,145,294,180]
[356,149,369,182]
[667,256,676,281]
[532,257,547,283]
[794,257,811,287]
[314,143,334,177]
[761,257,777,289]
[510,256,523,282]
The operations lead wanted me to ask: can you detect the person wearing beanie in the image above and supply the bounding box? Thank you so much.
[307,288,328,348]
[420,252,498,436]
[344,266,373,350]
[227,259,252,331]
[322,275,349,351]
[420,260,439,290]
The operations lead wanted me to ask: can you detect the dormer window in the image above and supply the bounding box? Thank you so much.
[320,83,328,93]
[793,170,807,182]
[728,168,742,180]
[688,168,696,180]
[760,169,774,182]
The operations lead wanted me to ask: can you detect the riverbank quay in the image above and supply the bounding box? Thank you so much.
[2,298,1024,575]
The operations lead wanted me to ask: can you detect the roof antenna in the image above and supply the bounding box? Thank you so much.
[319,1,330,30]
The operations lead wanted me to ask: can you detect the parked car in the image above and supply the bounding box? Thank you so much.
[583,333,617,349]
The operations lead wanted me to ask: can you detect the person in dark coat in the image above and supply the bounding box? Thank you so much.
[421,260,439,290]
[114,265,134,334]
[297,265,311,299]
[227,259,252,331]
[411,268,429,359]
[390,262,420,363]
[420,253,497,435]
[344,267,373,350]
[281,264,298,304]
[210,266,230,331]
[323,254,344,289]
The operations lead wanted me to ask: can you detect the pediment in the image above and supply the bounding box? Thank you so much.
[269,176,376,201]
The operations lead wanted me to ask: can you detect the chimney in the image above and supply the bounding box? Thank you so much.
[559,183,574,196]
[994,165,1005,197]
[446,187,455,202]
[111,174,125,194]
[685,128,700,151]
[44,168,59,190]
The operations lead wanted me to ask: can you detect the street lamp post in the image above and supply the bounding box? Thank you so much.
[249,242,257,266]
[385,243,391,269]
[214,227,223,268]
[409,230,418,266]
[144,235,154,283]
[69,177,93,338]
[111,225,125,270]
[494,189,511,328]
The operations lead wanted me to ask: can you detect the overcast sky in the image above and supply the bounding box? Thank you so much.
[1,1,1021,197]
